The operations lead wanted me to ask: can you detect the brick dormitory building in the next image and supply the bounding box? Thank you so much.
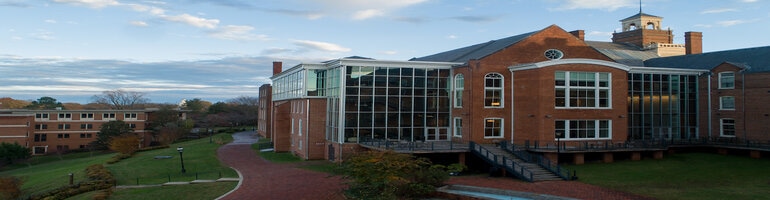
[258,11,769,179]
[0,108,186,155]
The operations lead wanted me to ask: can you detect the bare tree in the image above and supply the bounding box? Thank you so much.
[227,96,259,107]
[91,89,150,110]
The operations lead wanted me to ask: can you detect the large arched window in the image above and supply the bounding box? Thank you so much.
[454,74,464,108]
[484,73,503,107]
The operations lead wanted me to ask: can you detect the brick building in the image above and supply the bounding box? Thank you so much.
[0,109,186,155]
[261,11,769,164]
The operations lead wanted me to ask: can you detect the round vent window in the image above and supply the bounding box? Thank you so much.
[544,49,564,60]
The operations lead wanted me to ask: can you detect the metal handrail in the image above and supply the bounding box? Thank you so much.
[500,141,572,180]
[469,142,534,182]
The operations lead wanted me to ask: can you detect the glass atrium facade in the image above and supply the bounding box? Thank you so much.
[627,73,699,140]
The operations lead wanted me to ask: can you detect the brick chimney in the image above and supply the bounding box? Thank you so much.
[569,30,585,41]
[685,32,703,55]
[272,61,282,75]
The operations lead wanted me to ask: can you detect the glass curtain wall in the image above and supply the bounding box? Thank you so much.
[628,73,698,140]
[325,67,342,142]
[341,66,450,143]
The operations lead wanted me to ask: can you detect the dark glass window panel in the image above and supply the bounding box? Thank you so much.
[414,77,426,87]
[345,113,357,127]
[374,113,386,127]
[375,76,387,87]
[388,77,400,87]
[374,96,387,112]
[359,112,372,127]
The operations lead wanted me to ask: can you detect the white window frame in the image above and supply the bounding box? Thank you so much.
[555,71,611,109]
[484,73,504,108]
[58,113,72,120]
[103,113,116,120]
[453,117,462,137]
[124,113,138,120]
[718,72,735,89]
[555,119,612,140]
[81,113,94,120]
[720,118,736,137]
[454,74,464,108]
[719,96,735,110]
[36,113,49,120]
[483,118,503,138]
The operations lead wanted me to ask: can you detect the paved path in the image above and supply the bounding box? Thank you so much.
[216,131,651,200]
[215,131,346,200]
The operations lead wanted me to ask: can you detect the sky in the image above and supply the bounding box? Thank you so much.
[1,0,768,104]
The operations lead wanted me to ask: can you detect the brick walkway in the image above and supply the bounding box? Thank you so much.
[216,132,652,200]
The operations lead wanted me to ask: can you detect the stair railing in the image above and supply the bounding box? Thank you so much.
[500,141,573,180]
[469,142,534,182]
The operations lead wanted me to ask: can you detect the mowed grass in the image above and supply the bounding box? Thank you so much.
[107,133,238,185]
[109,182,238,200]
[568,153,770,200]
[0,152,114,196]
[0,133,238,199]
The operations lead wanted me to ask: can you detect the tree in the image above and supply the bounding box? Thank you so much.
[182,98,211,113]
[91,121,134,150]
[91,89,149,110]
[0,142,31,165]
[228,96,259,107]
[24,96,64,110]
[0,176,23,200]
[342,151,448,199]
[109,135,140,155]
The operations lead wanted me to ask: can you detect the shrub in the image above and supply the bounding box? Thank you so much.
[108,135,140,155]
[105,153,132,164]
[29,164,115,200]
[341,151,449,199]
[0,176,23,200]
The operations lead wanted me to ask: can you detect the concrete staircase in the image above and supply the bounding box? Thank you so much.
[480,144,563,182]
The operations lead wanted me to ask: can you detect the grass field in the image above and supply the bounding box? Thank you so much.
[568,153,770,200]
[0,133,238,199]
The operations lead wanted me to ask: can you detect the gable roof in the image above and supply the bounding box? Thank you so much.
[586,41,660,66]
[644,46,770,73]
[409,29,539,63]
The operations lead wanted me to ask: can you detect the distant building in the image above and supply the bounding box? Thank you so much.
[0,109,186,154]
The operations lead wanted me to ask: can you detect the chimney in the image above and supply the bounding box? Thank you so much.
[569,30,585,41]
[272,61,282,75]
[685,32,703,55]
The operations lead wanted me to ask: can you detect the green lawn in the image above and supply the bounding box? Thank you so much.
[0,152,114,197]
[568,153,770,200]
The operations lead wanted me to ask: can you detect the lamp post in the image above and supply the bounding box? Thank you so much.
[555,132,562,164]
[177,147,186,173]
[208,128,213,144]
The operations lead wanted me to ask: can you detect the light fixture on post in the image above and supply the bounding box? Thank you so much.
[177,147,186,173]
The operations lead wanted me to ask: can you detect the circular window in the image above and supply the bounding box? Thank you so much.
[544,49,564,60]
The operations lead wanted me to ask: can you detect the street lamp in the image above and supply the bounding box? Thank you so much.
[555,132,563,164]
[177,147,186,173]
[208,129,213,144]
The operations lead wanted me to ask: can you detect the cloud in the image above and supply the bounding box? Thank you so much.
[446,35,457,39]
[450,15,499,23]
[261,48,294,55]
[0,1,31,7]
[742,0,758,2]
[380,50,398,55]
[352,9,385,20]
[292,40,351,52]
[53,0,119,9]
[45,19,57,24]
[208,25,269,41]
[130,21,148,26]
[161,13,219,29]
[701,8,738,14]
[552,0,637,11]
[309,0,428,20]
[31,30,55,40]
[716,20,748,27]
[260,8,324,20]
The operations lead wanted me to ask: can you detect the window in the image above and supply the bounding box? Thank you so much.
[81,124,93,129]
[720,96,735,110]
[127,124,137,128]
[720,119,735,137]
[544,49,564,60]
[58,113,72,120]
[555,120,611,140]
[57,124,71,130]
[103,113,116,120]
[454,74,464,108]
[555,71,611,108]
[57,133,70,139]
[81,113,94,119]
[453,117,463,137]
[291,118,295,135]
[484,73,503,107]
[719,72,735,89]
[34,134,47,142]
[299,119,303,136]
[484,118,503,138]
[35,113,49,120]
[36,124,48,130]
[80,133,93,138]
[124,113,137,120]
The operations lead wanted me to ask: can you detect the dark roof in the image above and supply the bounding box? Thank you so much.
[586,41,660,66]
[620,12,662,21]
[410,30,538,63]
[644,46,770,73]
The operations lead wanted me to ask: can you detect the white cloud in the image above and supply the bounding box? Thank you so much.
[352,9,385,20]
[446,35,458,39]
[130,21,148,26]
[45,19,57,24]
[694,24,713,28]
[31,30,55,40]
[716,20,748,27]
[292,40,351,52]
[380,50,398,55]
[209,25,269,41]
[742,0,758,2]
[161,14,219,29]
[53,0,119,8]
[310,0,428,20]
[553,0,636,11]
[701,8,738,14]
